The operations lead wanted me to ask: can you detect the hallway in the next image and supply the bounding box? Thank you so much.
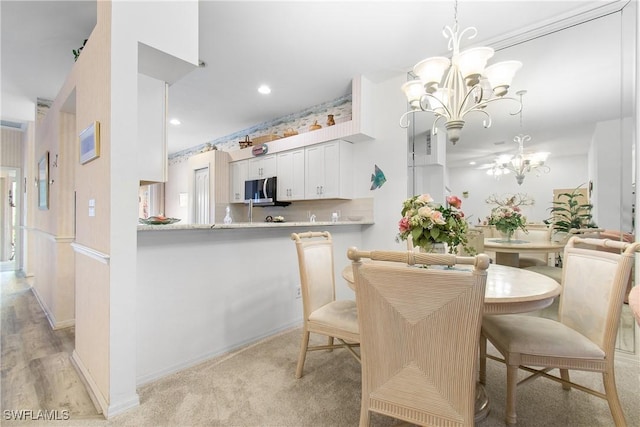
[0,271,100,422]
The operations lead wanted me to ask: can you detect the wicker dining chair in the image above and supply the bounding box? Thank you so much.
[347,248,490,427]
[480,236,639,426]
[291,231,360,379]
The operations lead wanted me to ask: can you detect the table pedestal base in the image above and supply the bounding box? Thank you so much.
[496,252,519,267]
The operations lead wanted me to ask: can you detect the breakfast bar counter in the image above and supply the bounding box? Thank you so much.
[137,220,373,231]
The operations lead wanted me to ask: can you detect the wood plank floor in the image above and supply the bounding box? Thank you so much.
[1,272,101,421]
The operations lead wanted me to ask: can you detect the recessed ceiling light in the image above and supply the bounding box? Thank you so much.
[469,161,477,165]
[258,84,271,95]
[169,118,181,126]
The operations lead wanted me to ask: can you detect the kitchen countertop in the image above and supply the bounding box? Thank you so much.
[137,220,373,231]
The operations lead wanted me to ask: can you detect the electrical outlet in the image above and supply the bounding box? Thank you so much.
[295,286,302,299]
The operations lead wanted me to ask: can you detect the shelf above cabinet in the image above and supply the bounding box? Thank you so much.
[228,75,373,162]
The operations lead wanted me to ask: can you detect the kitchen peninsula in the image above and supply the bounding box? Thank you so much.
[136,218,370,384]
[138,218,373,231]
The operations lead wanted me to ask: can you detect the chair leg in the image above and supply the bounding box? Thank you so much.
[327,336,334,352]
[295,330,310,379]
[560,368,571,390]
[479,334,487,385]
[505,364,519,425]
[359,402,370,427]
[603,371,628,427]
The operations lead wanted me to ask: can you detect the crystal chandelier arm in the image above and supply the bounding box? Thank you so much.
[459,93,522,118]
[455,94,522,131]
[422,93,454,118]
[431,115,445,137]
[399,109,419,128]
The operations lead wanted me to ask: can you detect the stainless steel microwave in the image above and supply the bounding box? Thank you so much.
[244,177,289,206]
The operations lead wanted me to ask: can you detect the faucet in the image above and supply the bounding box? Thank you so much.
[248,199,253,223]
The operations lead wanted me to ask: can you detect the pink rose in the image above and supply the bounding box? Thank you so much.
[446,195,462,208]
[431,211,446,225]
[398,217,411,233]
[417,194,434,204]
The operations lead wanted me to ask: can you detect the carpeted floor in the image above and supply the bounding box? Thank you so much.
[2,269,639,426]
[61,329,640,426]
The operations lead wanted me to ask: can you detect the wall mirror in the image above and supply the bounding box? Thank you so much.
[407,4,637,354]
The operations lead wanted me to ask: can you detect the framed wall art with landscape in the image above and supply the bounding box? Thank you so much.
[79,121,100,165]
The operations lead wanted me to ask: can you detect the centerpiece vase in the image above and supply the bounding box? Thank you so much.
[500,230,514,242]
[418,242,447,253]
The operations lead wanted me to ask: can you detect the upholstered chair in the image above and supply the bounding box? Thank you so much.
[291,231,359,379]
[516,226,552,268]
[480,236,639,426]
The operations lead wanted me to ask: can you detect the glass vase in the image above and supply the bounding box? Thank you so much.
[500,230,514,242]
[418,242,447,253]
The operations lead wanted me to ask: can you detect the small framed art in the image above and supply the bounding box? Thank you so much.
[79,121,100,164]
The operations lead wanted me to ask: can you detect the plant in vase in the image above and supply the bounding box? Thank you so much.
[543,185,597,241]
[487,205,527,241]
[396,193,472,254]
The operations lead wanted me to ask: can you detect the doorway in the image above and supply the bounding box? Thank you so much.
[0,167,20,272]
[193,167,209,224]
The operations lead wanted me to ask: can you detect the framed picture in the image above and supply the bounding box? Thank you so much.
[38,151,49,210]
[79,121,100,164]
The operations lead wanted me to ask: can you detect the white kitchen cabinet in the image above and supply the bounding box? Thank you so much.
[305,140,353,200]
[138,73,168,183]
[276,149,305,201]
[247,155,276,179]
[230,160,248,203]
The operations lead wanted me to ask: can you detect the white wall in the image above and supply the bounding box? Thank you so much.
[353,74,411,252]
[136,225,363,383]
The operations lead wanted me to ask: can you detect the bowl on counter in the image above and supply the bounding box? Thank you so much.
[139,216,181,225]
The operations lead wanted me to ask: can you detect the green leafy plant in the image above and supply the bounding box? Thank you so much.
[73,39,88,62]
[544,185,597,234]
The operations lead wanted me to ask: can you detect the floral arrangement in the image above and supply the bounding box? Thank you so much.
[487,205,527,236]
[397,194,471,254]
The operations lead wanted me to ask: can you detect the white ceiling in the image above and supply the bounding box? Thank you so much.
[1,1,634,168]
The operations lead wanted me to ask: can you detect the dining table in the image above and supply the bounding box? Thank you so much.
[484,237,566,268]
[341,261,562,422]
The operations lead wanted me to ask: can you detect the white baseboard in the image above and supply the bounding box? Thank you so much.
[30,285,75,330]
[136,320,302,386]
[106,395,141,418]
[71,351,140,419]
[71,350,107,416]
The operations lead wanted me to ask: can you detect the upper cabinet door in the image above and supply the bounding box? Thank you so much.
[138,73,168,183]
[247,155,276,179]
[230,160,248,203]
[304,141,353,200]
[277,149,305,201]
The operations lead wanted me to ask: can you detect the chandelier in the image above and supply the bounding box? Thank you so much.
[400,1,522,144]
[487,91,550,185]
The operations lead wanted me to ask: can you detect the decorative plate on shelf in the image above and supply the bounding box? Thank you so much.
[139,216,181,225]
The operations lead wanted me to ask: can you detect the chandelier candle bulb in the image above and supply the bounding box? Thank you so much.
[399,1,522,144]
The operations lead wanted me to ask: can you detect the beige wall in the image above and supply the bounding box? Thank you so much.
[31,0,112,406]
[30,0,199,416]
[1,128,24,168]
